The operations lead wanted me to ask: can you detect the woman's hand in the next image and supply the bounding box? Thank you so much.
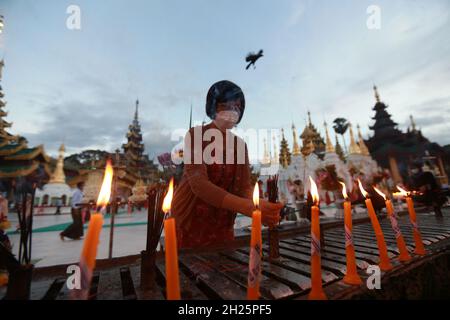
[259,199,283,227]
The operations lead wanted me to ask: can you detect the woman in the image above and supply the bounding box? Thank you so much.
[172,80,283,249]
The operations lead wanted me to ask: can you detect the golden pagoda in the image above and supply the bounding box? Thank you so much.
[356,124,370,156]
[291,123,301,156]
[271,135,279,164]
[49,144,66,184]
[262,138,271,164]
[324,121,335,153]
[279,128,291,168]
[348,123,362,155]
[300,111,326,155]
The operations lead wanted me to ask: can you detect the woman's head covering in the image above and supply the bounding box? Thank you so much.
[206,80,245,123]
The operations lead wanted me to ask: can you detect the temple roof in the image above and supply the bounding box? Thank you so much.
[0,162,40,178]
[0,142,26,156]
[4,145,50,162]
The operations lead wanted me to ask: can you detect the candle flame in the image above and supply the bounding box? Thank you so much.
[162,178,174,214]
[339,182,348,200]
[253,182,260,208]
[358,179,369,199]
[309,176,319,205]
[96,160,114,208]
[373,186,387,201]
[396,185,409,197]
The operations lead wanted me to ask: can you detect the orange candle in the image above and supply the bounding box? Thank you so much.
[247,183,262,300]
[162,178,181,300]
[80,214,104,272]
[75,160,113,300]
[358,180,392,271]
[340,182,362,285]
[308,177,327,300]
[397,186,427,255]
[374,187,411,262]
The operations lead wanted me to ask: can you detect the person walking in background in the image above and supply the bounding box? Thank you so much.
[60,182,85,240]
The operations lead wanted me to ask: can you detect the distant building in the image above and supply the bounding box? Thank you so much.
[66,100,159,202]
[365,86,448,185]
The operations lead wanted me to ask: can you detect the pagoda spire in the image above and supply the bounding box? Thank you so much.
[0,59,13,138]
[271,134,279,164]
[356,124,370,156]
[324,121,335,153]
[348,123,361,155]
[49,144,66,184]
[291,123,301,156]
[189,104,193,129]
[307,110,312,126]
[409,115,416,132]
[262,138,270,164]
[134,99,139,122]
[373,85,380,103]
[279,128,291,168]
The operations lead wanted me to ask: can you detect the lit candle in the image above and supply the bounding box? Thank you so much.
[162,178,181,300]
[247,182,262,300]
[374,187,411,262]
[74,160,114,300]
[358,180,393,271]
[308,177,327,300]
[339,182,362,285]
[397,186,427,256]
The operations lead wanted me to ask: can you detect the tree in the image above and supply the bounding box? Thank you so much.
[333,118,349,154]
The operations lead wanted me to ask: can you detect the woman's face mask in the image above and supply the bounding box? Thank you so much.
[214,110,240,130]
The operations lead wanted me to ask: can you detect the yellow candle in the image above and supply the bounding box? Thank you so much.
[162,178,181,300]
[374,187,411,262]
[308,177,327,300]
[247,183,262,300]
[340,182,362,285]
[358,180,392,271]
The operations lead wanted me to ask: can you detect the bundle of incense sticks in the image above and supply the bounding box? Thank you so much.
[267,175,279,260]
[17,184,36,265]
[146,185,167,254]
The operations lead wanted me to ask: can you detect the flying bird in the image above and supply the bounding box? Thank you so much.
[245,49,264,70]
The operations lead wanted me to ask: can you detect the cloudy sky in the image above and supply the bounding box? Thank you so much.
[0,0,449,161]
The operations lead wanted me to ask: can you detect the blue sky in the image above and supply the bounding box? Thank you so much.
[0,0,449,160]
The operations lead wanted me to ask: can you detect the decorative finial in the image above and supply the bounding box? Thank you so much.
[373,85,380,103]
[324,121,335,154]
[308,110,312,126]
